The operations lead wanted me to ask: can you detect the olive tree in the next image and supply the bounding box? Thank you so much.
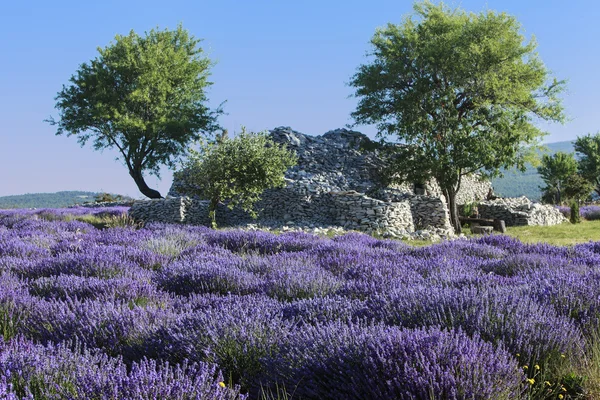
[48,25,220,198]
[349,1,565,233]
[177,128,297,228]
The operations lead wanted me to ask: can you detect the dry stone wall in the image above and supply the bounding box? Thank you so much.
[478,197,567,226]
[129,197,190,224]
[134,126,492,236]
[421,176,493,205]
[328,191,414,233]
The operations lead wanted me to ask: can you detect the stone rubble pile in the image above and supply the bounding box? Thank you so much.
[478,196,568,226]
[132,126,493,238]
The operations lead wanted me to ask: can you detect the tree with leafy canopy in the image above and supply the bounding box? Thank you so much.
[563,174,594,204]
[574,132,600,197]
[537,152,578,204]
[47,25,221,199]
[177,128,297,228]
[349,1,565,233]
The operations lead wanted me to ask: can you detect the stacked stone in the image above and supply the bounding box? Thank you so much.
[423,176,493,205]
[373,189,454,234]
[329,191,414,234]
[256,186,335,226]
[129,197,190,224]
[478,197,567,226]
[155,126,495,237]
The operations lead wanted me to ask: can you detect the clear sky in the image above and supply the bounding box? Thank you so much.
[1,0,598,198]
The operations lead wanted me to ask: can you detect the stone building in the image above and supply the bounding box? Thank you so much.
[131,127,496,237]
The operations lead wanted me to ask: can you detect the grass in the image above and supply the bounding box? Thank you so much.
[401,220,600,247]
[500,220,600,246]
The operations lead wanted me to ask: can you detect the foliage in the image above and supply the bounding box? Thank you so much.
[537,152,578,204]
[574,132,600,197]
[92,192,132,204]
[177,128,297,228]
[460,202,479,217]
[349,1,565,234]
[563,174,595,203]
[492,140,575,200]
[48,25,221,199]
[570,201,581,224]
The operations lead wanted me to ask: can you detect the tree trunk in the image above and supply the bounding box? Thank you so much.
[443,188,462,235]
[208,197,218,229]
[129,169,162,199]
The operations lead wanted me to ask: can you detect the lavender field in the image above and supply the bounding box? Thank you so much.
[1,208,599,399]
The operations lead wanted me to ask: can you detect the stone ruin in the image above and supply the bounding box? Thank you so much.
[132,127,490,238]
[129,126,566,237]
[477,196,567,226]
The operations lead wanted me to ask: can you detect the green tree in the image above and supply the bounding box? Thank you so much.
[48,25,220,199]
[537,152,578,204]
[177,128,297,228]
[574,132,600,197]
[563,173,594,204]
[349,1,565,233]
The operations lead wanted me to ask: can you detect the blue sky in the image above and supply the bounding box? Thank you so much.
[1,0,598,198]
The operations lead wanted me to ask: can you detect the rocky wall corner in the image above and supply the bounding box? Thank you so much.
[477,197,567,226]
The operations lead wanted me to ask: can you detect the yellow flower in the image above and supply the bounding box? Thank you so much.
[523,365,528,370]
[218,382,226,388]
[527,378,535,385]
[516,353,520,357]
[544,381,551,386]
[562,386,567,392]
[561,354,566,358]
[534,364,540,370]
[558,395,564,399]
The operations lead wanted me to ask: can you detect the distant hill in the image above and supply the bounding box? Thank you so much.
[0,191,100,209]
[491,141,575,201]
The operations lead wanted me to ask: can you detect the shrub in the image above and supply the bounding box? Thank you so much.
[570,201,581,224]
[260,323,525,399]
[581,205,600,221]
[0,337,246,399]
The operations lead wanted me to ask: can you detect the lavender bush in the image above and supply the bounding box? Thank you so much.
[0,337,246,399]
[259,323,525,399]
[0,207,598,398]
[557,204,600,220]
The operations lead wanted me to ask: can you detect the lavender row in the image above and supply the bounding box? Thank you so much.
[1,208,599,398]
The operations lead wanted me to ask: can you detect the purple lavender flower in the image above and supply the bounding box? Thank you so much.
[581,205,600,220]
[260,323,525,399]
[0,336,246,399]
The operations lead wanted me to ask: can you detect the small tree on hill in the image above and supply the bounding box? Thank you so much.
[48,25,221,199]
[177,128,297,228]
[537,152,578,204]
[349,1,565,233]
[574,132,600,197]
